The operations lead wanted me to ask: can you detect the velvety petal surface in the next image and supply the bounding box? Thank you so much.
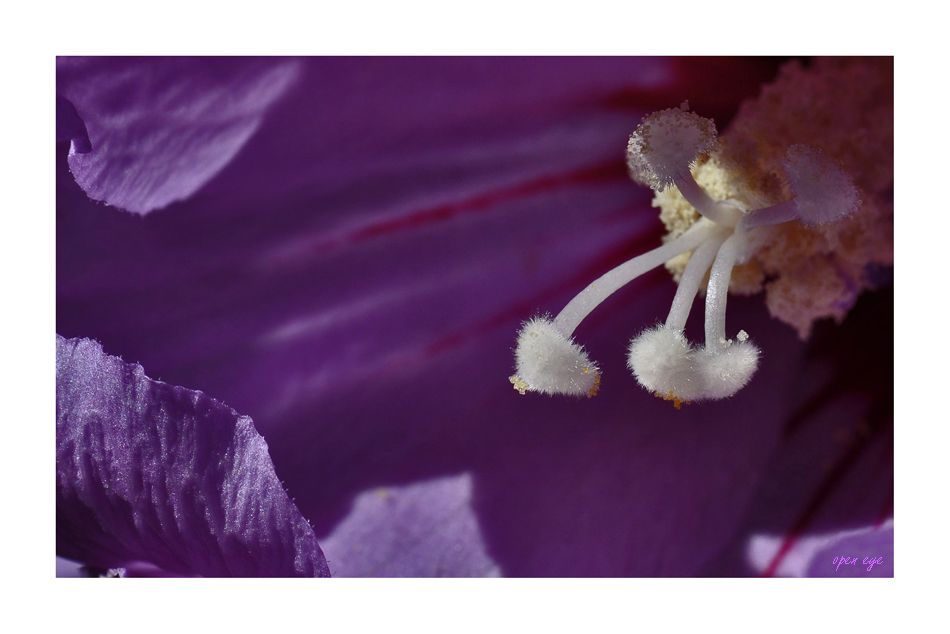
[743,520,893,577]
[54,57,891,577]
[319,473,501,576]
[57,57,301,215]
[805,521,893,577]
[700,289,893,577]
[56,335,330,577]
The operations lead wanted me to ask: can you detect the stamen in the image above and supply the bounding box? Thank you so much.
[670,167,743,227]
[697,230,760,399]
[626,101,716,191]
[628,325,700,401]
[664,228,730,332]
[626,102,742,227]
[695,339,760,400]
[740,145,860,230]
[704,231,749,349]
[510,316,599,397]
[738,200,799,230]
[511,221,716,397]
[781,144,860,227]
[511,98,862,403]
[553,219,715,336]
[627,230,728,402]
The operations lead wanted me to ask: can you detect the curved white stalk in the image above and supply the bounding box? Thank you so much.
[512,101,859,402]
[672,168,743,228]
[704,231,749,349]
[665,227,730,331]
[553,219,716,337]
[738,200,798,230]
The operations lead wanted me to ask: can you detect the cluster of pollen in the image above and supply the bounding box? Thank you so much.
[508,375,530,395]
[655,391,690,410]
[656,58,893,338]
[510,58,889,404]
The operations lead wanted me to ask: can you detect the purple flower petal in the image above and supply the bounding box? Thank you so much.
[57,57,300,215]
[805,521,893,577]
[56,96,90,153]
[55,57,887,577]
[701,289,893,576]
[55,556,85,577]
[319,473,501,577]
[744,520,892,577]
[56,335,330,577]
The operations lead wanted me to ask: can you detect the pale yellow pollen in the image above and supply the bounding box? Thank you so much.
[654,58,892,340]
[654,390,690,410]
[509,374,529,395]
[587,373,602,398]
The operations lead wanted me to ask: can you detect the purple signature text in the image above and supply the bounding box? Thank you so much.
[832,556,885,572]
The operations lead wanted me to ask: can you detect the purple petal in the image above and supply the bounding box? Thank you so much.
[55,556,85,577]
[701,289,893,576]
[744,520,892,577]
[56,57,871,576]
[319,473,501,577]
[56,335,330,577]
[56,96,90,153]
[57,57,300,215]
[805,522,893,577]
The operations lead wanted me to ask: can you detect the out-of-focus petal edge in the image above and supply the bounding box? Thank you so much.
[56,334,330,577]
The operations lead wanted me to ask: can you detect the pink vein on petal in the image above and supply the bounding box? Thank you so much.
[874,486,894,529]
[307,160,630,253]
[761,424,889,578]
[425,221,663,360]
[355,225,665,384]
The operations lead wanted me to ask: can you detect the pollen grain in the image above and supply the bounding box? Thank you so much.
[509,375,530,395]
[654,390,690,410]
[587,373,602,398]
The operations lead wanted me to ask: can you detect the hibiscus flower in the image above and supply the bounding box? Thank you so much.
[56,56,892,577]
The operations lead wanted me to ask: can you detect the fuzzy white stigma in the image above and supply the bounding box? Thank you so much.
[511,102,861,406]
[510,316,600,397]
[628,326,701,402]
[626,101,717,191]
[696,336,761,400]
[628,326,760,403]
[627,102,741,228]
[783,144,860,227]
[742,144,861,230]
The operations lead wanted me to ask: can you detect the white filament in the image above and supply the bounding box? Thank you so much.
[513,103,859,402]
[554,219,716,336]
[704,231,749,349]
[665,227,730,331]
[672,168,743,228]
